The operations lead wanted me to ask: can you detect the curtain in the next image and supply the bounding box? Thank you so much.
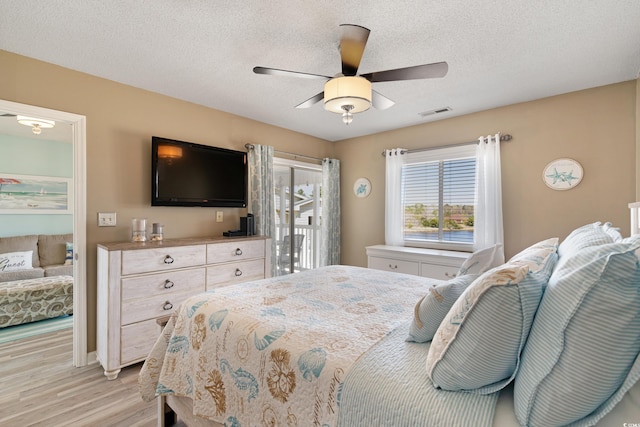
[474,134,505,263]
[385,148,406,246]
[320,158,340,266]
[247,144,277,275]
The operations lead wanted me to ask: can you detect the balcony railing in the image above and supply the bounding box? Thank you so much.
[275,224,320,274]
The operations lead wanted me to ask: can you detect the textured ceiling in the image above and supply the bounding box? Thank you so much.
[1,1,639,142]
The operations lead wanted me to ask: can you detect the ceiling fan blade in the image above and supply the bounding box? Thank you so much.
[295,92,324,109]
[340,24,370,76]
[371,90,395,110]
[361,61,448,82]
[253,66,330,80]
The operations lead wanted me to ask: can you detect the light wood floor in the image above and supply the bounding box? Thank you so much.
[0,328,158,427]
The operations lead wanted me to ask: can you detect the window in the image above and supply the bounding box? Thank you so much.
[400,144,477,251]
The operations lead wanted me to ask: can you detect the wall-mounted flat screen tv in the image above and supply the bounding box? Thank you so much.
[151,136,247,207]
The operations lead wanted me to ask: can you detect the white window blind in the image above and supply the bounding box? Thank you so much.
[401,144,477,250]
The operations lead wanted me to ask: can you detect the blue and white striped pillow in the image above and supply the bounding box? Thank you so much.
[514,237,640,426]
[406,274,479,343]
[557,221,621,258]
[426,241,557,394]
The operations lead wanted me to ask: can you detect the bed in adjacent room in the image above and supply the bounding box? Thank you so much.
[140,222,640,427]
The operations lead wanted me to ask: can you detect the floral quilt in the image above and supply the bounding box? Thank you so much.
[139,265,434,426]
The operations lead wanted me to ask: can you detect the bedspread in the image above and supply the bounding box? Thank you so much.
[140,265,434,426]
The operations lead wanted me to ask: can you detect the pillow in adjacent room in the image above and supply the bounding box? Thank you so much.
[406,274,479,343]
[426,241,558,394]
[64,242,74,265]
[0,250,34,272]
[514,237,640,427]
[456,243,504,276]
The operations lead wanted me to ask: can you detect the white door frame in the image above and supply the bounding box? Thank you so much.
[0,99,87,366]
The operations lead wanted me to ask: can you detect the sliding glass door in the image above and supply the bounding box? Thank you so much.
[274,159,322,276]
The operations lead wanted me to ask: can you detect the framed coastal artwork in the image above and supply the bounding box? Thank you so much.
[0,173,73,214]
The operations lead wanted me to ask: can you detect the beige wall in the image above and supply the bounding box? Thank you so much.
[335,81,638,267]
[0,50,334,352]
[637,79,640,200]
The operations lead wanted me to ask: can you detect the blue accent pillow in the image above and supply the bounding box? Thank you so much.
[406,274,478,343]
[64,242,73,265]
[426,239,558,394]
[514,237,640,426]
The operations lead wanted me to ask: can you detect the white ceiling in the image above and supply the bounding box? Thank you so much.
[1,1,639,142]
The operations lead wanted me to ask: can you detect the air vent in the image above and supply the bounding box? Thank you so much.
[419,107,452,117]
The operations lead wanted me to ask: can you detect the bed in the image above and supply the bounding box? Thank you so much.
[140,225,640,427]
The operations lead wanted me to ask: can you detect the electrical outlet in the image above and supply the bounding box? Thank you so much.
[98,212,117,227]
[216,211,223,222]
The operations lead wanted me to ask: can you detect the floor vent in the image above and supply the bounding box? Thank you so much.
[419,107,452,117]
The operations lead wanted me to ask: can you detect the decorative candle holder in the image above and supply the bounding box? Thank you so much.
[151,223,164,241]
[131,218,147,242]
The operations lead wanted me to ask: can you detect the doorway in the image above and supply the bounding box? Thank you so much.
[274,158,322,276]
[0,99,87,366]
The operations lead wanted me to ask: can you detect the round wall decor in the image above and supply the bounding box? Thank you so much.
[543,158,583,190]
[353,177,371,198]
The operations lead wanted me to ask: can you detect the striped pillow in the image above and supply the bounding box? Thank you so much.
[406,274,478,343]
[514,237,640,426]
[557,221,621,258]
[426,241,557,394]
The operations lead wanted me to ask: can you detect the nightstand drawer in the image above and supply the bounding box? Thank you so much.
[206,258,265,289]
[121,244,206,275]
[368,256,420,275]
[121,268,205,302]
[207,240,265,264]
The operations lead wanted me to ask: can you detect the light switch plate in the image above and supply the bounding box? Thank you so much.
[98,212,117,227]
[216,211,223,222]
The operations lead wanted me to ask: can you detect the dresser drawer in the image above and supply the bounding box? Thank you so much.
[121,244,206,275]
[121,268,205,302]
[121,287,198,325]
[368,256,420,275]
[120,318,159,364]
[420,263,459,280]
[206,258,265,289]
[207,240,265,264]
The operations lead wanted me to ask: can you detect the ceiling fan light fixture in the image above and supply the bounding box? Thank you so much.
[323,76,371,115]
[16,115,55,135]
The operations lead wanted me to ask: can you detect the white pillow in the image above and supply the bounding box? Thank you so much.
[0,250,34,272]
[457,243,504,276]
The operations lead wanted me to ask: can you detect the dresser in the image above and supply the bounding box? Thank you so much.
[96,236,271,380]
[366,245,469,280]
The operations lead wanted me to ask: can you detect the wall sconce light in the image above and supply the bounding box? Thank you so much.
[17,115,56,135]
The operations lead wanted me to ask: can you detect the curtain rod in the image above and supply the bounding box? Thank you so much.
[381,133,513,156]
[244,143,323,162]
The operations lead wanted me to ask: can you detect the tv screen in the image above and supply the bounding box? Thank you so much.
[151,136,247,207]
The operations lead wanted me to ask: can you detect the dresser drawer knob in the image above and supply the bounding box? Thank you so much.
[164,279,174,289]
[234,248,243,256]
[444,272,457,278]
[389,264,398,270]
[164,255,174,264]
[235,268,243,277]
[163,301,174,311]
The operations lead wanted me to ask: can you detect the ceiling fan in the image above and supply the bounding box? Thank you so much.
[1,112,55,134]
[253,24,448,125]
